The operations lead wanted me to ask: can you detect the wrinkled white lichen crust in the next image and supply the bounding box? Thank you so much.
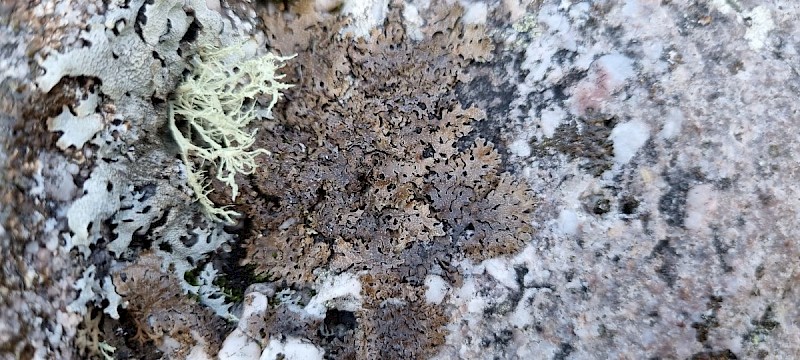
[47,92,104,150]
[33,0,266,335]
[37,0,180,101]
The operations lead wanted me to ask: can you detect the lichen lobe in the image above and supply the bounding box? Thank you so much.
[228,1,536,357]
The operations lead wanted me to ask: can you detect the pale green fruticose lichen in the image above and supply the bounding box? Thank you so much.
[169,44,293,223]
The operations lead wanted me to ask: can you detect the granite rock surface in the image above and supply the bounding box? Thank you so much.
[1,0,799,359]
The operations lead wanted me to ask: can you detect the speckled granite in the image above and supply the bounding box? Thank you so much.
[437,0,800,358]
[2,0,800,359]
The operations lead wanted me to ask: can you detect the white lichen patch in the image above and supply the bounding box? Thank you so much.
[424,275,450,304]
[65,163,123,255]
[743,6,774,51]
[140,0,191,46]
[47,92,104,150]
[509,138,532,157]
[482,258,519,291]
[658,108,684,140]
[340,0,390,38]
[610,120,650,165]
[68,265,124,319]
[217,329,261,360]
[710,0,739,14]
[260,337,324,360]
[303,272,363,319]
[539,106,566,139]
[67,265,99,315]
[31,152,80,203]
[31,0,266,330]
[402,3,425,41]
[37,15,158,101]
[461,1,488,25]
[218,289,269,359]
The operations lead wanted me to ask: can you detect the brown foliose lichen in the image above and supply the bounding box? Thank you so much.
[215,0,537,357]
[111,252,230,358]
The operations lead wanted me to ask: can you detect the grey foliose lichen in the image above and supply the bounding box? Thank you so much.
[35,0,247,331]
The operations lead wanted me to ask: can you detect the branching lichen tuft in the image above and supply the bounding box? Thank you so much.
[169,43,293,223]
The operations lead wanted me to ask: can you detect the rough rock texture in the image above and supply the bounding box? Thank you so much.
[0,2,95,358]
[434,0,800,359]
[3,0,800,359]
